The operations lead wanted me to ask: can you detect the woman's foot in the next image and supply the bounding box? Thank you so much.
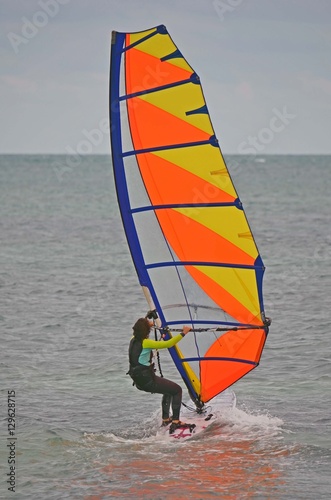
[171,420,187,427]
[169,420,195,434]
[161,417,172,427]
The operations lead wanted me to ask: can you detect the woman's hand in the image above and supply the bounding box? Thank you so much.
[182,326,191,336]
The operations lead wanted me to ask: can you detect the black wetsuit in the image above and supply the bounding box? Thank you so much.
[128,335,184,420]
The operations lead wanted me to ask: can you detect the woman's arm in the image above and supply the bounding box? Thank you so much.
[143,327,191,350]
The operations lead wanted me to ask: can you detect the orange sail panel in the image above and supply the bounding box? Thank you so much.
[110,25,269,406]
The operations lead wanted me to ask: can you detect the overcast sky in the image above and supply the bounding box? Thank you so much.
[1,0,330,154]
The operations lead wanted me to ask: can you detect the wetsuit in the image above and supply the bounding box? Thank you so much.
[128,334,184,420]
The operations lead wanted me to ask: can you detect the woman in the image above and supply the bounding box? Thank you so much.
[128,317,192,432]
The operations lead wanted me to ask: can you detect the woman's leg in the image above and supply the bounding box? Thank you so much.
[150,376,182,421]
[161,394,172,420]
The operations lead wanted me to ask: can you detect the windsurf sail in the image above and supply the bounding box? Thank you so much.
[109,25,270,409]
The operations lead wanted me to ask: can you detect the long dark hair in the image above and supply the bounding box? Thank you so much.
[132,318,150,342]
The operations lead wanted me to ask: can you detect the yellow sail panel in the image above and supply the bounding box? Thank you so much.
[174,206,258,261]
[172,344,201,396]
[127,97,211,150]
[125,49,192,96]
[153,146,237,199]
[193,265,262,324]
[137,152,236,205]
[138,85,214,135]
[127,28,157,46]
[128,30,194,73]
[182,361,201,396]
[154,208,255,266]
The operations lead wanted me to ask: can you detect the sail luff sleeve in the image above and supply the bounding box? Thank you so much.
[110,31,150,288]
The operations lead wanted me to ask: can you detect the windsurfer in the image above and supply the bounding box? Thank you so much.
[128,317,192,432]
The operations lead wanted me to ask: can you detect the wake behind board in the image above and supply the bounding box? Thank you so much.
[158,390,236,441]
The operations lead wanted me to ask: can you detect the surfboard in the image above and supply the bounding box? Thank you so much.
[158,389,236,440]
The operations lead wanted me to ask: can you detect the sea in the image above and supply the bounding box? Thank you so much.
[1,154,330,499]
